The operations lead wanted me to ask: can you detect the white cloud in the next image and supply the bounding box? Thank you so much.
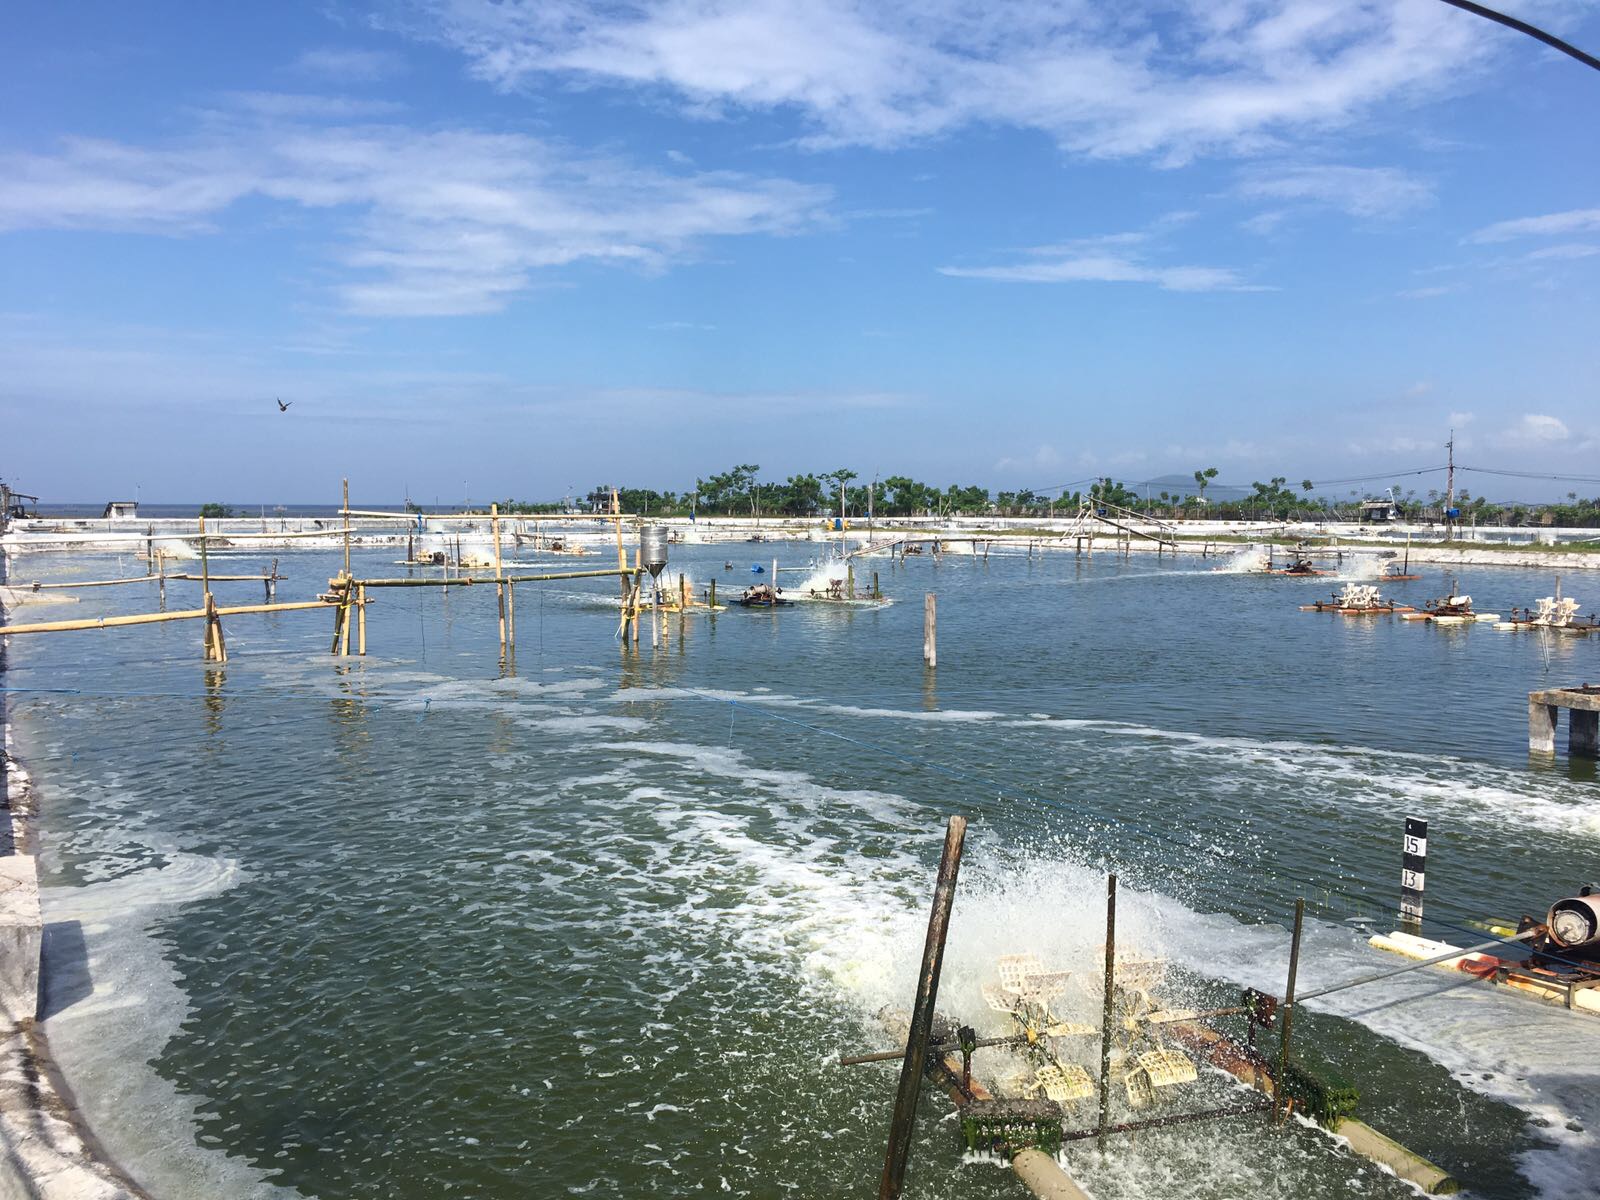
[1466,207,1600,243]
[1497,413,1569,446]
[1395,284,1455,299]
[940,220,1263,292]
[942,255,1256,291]
[1447,409,1474,424]
[0,102,831,316]
[292,47,407,83]
[397,0,1494,163]
[1235,164,1433,219]
[1524,242,1600,261]
[994,444,1061,472]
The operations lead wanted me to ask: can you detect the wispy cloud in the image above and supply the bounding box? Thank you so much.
[994,444,1061,473]
[940,217,1264,293]
[292,47,407,83]
[1395,284,1457,299]
[1496,413,1569,447]
[0,98,832,316]
[1235,164,1433,219]
[1466,207,1600,244]
[1524,242,1600,261]
[394,1,1495,164]
[942,256,1256,292]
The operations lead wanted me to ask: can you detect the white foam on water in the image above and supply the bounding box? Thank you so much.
[151,538,199,562]
[39,839,302,1200]
[612,685,1004,725]
[1212,544,1270,574]
[1018,715,1600,840]
[577,741,1594,1200]
[793,835,1600,1198]
[1334,555,1385,581]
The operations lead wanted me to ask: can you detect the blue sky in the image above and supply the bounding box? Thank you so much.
[1,1,1597,504]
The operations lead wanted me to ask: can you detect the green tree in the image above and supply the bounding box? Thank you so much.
[199,502,233,519]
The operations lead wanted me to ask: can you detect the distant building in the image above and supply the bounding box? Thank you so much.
[1359,499,1400,522]
[586,487,613,513]
[103,500,139,520]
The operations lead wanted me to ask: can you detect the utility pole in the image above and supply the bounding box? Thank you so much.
[1445,429,1456,541]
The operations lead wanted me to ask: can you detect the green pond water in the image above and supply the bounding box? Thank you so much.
[5,542,1599,1199]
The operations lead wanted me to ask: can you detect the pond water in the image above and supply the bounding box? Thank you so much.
[6,542,1599,1199]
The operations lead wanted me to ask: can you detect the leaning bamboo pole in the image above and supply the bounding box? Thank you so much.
[21,572,283,590]
[0,599,336,636]
[351,568,634,588]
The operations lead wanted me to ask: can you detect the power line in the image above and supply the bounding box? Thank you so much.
[1435,0,1600,73]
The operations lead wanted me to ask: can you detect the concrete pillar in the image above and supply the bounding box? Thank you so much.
[1572,710,1599,759]
[1529,701,1559,755]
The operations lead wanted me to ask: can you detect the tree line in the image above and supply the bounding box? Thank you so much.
[480,464,1600,527]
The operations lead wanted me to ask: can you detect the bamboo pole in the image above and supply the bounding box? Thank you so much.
[1097,874,1117,1150]
[879,815,967,1200]
[199,516,215,659]
[923,593,937,668]
[709,578,717,609]
[0,599,339,637]
[340,587,352,657]
[1275,898,1305,1125]
[349,567,634,588]
[493,502,506,656]
[357,584,367,656]
[342,478,352,578]
[330,585,345,655]
[23,577,158,590]
[206,592,228,662]
[612,488,629,640]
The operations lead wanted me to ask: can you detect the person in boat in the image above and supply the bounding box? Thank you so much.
[743,582,782,604]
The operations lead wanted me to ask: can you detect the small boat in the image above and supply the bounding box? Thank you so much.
[1379,562,1420,582]
[1399,583,1498,623]
[1300,583,1414,615]
[735,583,791,608]
[1495,595,1599,633]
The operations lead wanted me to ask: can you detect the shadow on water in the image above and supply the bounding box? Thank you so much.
[38,920,93,1021]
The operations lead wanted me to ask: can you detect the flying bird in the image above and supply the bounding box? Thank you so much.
[276,397,292,412]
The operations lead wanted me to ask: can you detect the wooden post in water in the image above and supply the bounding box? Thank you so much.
[506,582,515,659]
[872,571,880,600]
[342,478,352,579]
[198,516,218,660]
[340,582,353,658]
[923,593,937,668]
[612,488,629,631]
[1097,874,1117,1150]
[492,502,506,658]
[709,578,717,609]
[267,558,278,603]
[878,814,967,1200]
[1275,898,1305,1125]
[330,581,344,654]
[848,563,856,598]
